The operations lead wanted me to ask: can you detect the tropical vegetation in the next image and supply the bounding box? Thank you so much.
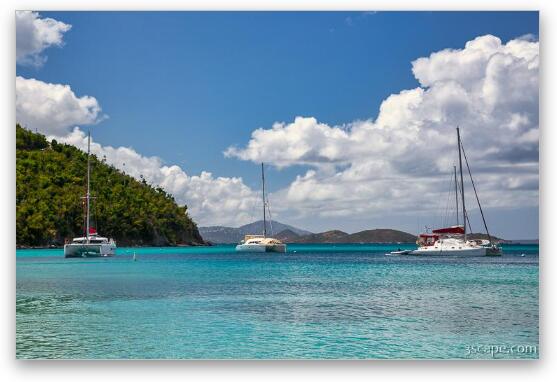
[16,124,204,247]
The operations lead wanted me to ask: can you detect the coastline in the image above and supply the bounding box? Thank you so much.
[16,240,538,250]
[16,241,210,250]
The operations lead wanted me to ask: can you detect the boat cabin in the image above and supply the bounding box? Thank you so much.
[240,235,283,245]
[68,235,112,245]
[417,234,440,247]
[417,226,466,246]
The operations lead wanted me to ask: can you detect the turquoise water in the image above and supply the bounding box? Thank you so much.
[16,244,539,359]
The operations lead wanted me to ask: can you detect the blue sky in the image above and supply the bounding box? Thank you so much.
[17,11,538,190]
[16,11,539,238]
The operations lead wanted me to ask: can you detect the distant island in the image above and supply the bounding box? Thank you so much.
[17,126,517,249]
[16,125,204,247]
[200,220,510,244]
[199,220,311,244]
[286,228,418,244]
[200,221,417,244]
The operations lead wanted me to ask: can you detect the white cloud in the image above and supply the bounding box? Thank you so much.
[225,116,353,168]
[14,12,261,228]
[226,35,539,223]
[16,76,259,226]
[58,129,259,226]
[15,33,539,231]
[16,11,71,67]
[16,76,105,136]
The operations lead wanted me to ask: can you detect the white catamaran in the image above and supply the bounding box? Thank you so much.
[392,127,501,257]
[235,163,286,253]
[64,131,116,258]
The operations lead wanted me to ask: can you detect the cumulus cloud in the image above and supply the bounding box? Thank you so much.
[14,12,262,227]
[225,117,353,168]
[226,35,539,221]
[16,11,71,67]
[57,129,259,226]
[16,76,105,136]
[16,76,260,226]
[15,33,539,230]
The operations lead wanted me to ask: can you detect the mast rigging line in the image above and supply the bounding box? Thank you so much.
[441,170,454,228]
[261,163,275,236]
[454,165,459,226]
[267,202,274,237]
[460,140,492,245]
[261,162,266,237]
[86,130,91,243]
[455,173,473,234]
[457,127,467,241]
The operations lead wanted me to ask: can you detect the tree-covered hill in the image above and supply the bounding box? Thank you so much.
[16,125,204,247]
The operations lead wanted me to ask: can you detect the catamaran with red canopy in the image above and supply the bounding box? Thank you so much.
[412,225,486,256]
[392,128,501,257]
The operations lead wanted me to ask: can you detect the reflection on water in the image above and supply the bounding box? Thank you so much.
[17,244,539,359]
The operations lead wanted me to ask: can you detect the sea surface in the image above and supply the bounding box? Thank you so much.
[16,244,539,359]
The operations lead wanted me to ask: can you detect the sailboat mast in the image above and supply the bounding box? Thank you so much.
[457,127,466,241]
[261,162,266,237]
[454,165,459,226]
[86,130,91,243]
[461,143,493,246]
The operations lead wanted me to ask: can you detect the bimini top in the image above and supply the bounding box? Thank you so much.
[432,225,465,235]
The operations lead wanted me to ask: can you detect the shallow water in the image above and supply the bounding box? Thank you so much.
[16,244,539,359]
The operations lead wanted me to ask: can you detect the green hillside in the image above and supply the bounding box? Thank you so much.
[16,125,204,247]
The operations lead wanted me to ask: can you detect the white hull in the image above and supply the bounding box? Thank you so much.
[237,164,286,254]
[64,243,116,258]
[235,243,286,253]
[396,128,500,259]
[405,247,486,257]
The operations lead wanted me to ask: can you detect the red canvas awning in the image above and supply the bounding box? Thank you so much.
[432,226,464,234]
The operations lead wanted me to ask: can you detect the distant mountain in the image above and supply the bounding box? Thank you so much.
[288,229,416,244]
[199,220,312,243]
[201,223,505,245]
[290,230,348,243]
[467,233,505,243]
[238,220,312,237]
[274,229,300,242]
[345,229,417,243]
[197,226,240,244]
[504,239,538,244]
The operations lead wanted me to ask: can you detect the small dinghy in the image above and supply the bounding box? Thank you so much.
[388,250,412,255]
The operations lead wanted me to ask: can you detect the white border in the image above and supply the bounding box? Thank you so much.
[3,1,554,381]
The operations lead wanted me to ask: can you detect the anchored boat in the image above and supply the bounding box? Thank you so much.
[412,225,487,257]
[393,127,501,257]
[64,131,116,258]
[236,163,286,253]
[236,235,286,253]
